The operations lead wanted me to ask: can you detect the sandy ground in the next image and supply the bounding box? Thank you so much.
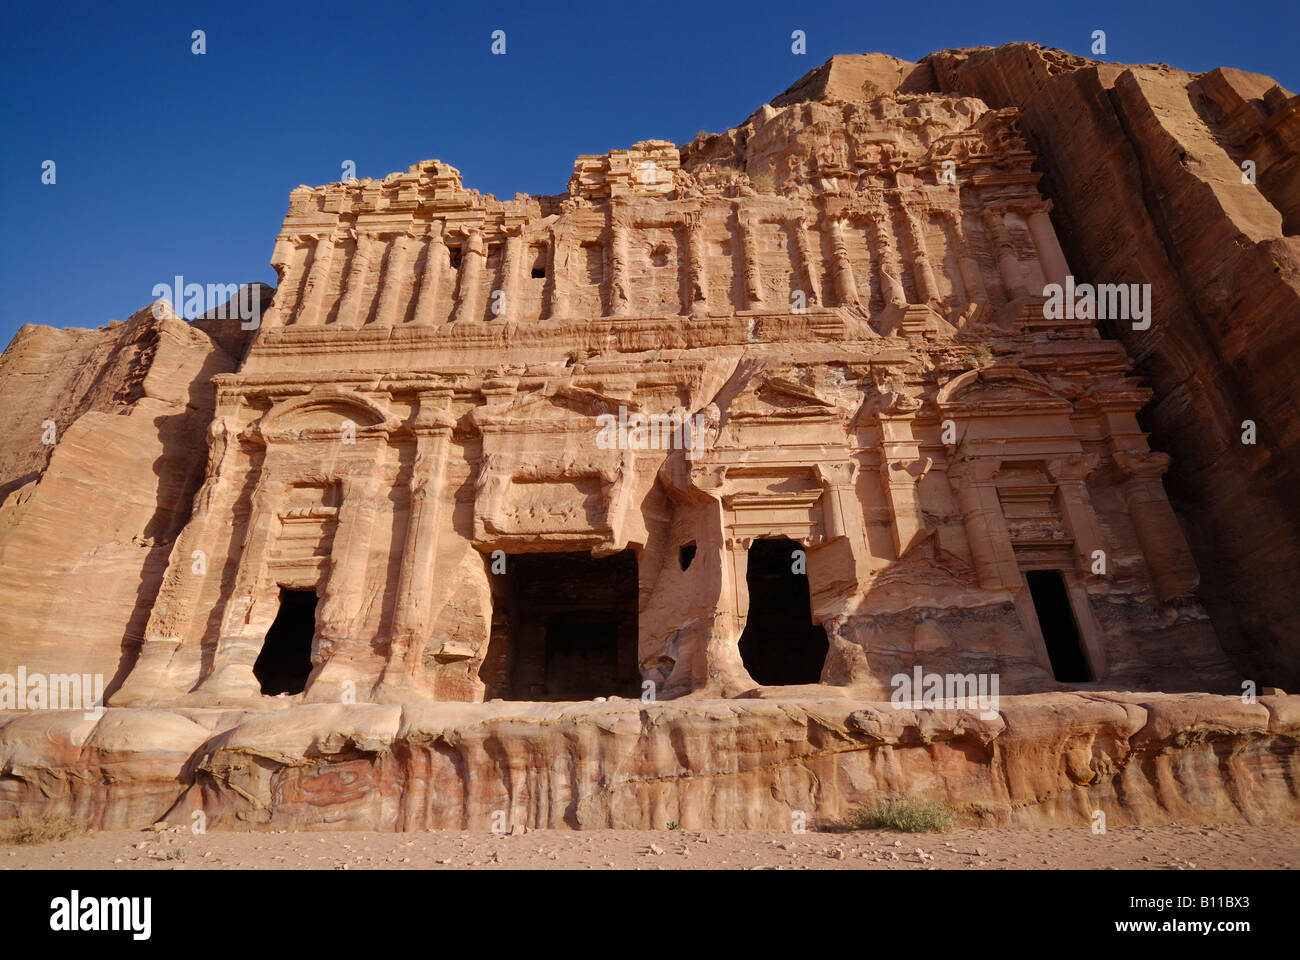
[2,823,1297,870]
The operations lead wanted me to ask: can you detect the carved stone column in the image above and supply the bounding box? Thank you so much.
[377,389,456,699]
[948,457,1021,591]
[692,465,757,695]
[606,205,632,317]
[259,237,303,329]
[792,216,823,307]
[1024,201,1071,289]
[195,473,291,699]
[1046,454,1105,575]
[495,224,524,321]
[827,217,860,307]
[373,231,418,326]
[295,233,338,327]
[336,231,379,328]
[980,204,1030,300]
[684,211,709,317]
[878,416,930,558]
[869,212,908,308]
[548,225,575,320]
[736,211,765,309]
[1114,451,1201,601]
[900,205,941,304]
[411,224,448,327]
[814,460,865,553]
[453,228,487,323]
[308,465,384,699]
[938,207,988,305]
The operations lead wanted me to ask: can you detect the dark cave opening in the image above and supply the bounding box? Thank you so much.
[738,538,828,686]
[253,587,317,696]
[1026,569,1091,682]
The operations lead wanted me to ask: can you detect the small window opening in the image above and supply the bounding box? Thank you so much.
[679,543,697,571]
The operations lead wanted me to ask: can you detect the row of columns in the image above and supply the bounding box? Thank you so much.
[262,225,466,330]
[259,196,1070,331]
[825,197,1071,313]
[266,205,838,329]
[604,205,772,318]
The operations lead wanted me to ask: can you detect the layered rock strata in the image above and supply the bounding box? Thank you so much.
[1,693,1296,830]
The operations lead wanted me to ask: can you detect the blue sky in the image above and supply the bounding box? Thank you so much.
[1,0,1295,347]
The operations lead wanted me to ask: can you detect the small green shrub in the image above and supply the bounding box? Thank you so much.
[848,797,955,833]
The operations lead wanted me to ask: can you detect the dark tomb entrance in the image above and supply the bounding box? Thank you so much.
[484,549,639,701]
[1025,569,1091,682]
[738,537,828,685]
[254,588,317,695]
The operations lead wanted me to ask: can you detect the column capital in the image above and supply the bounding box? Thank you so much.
[448,225,485,251]
[1010,198,1053,217]
[1114,450,1171,480]
[411,388,456,431]
[814,461,857,486]
[947,456,1001,485]
[1046,452,1100,483]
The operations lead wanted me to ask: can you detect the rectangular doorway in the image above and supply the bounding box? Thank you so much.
[1025,569,1091,682]
[483,549,639,701]
[737,537,828,685]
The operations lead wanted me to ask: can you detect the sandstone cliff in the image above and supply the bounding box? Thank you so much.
[0,293,265,689]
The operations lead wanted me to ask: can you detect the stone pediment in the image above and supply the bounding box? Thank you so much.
[256,387,394,441]
[728,373,845,421]
[472,383,629,430]
[936,367,1069,415]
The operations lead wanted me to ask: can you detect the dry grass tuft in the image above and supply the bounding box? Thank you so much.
[846,797,956,833]
[1,813,87,846]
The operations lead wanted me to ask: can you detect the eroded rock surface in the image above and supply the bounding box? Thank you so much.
[1,693,1296,830]
[0,299,262,685]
